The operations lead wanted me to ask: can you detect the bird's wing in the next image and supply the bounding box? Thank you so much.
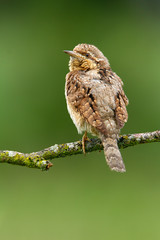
[115,91,128,128]
[66,71,108,136]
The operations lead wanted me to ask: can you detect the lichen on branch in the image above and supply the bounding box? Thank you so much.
[0,130,160,170]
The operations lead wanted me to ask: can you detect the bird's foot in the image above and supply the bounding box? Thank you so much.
[82,131,91,154]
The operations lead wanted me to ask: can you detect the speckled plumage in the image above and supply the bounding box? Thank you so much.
[64,44,128,172]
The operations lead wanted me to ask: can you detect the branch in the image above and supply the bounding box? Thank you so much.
[0,130,160,170]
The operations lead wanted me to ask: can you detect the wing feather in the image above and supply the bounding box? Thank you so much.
[115,92,128,128]
[66,71,107,136]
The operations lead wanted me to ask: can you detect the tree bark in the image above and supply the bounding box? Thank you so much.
[0,130,159,170]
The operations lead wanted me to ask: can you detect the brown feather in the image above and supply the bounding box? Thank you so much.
[115,92,128,128]
[66,71,108,136]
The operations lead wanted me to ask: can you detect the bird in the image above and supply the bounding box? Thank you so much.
[64,44,129,172]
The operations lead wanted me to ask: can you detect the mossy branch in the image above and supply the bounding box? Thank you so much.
[0,130,160,170]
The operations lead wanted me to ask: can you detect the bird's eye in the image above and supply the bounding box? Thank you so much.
[86,53,89,57]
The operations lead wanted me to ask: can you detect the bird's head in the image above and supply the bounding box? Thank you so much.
[64,44,110,71]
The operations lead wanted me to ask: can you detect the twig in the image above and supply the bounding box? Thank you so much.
[0,130,160,170]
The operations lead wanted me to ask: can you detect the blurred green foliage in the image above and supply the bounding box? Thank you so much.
[0,1,160,239]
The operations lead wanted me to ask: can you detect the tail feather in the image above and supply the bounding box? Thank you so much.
[102,137,126,172]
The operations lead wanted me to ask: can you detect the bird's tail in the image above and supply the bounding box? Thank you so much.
[101,136,126,172]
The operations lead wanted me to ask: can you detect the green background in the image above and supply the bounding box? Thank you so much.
[0,1,160,239]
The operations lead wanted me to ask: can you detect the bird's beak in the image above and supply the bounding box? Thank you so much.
[64,50,79,58]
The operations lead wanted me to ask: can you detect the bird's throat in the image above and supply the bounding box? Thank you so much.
[69,58,97,71]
